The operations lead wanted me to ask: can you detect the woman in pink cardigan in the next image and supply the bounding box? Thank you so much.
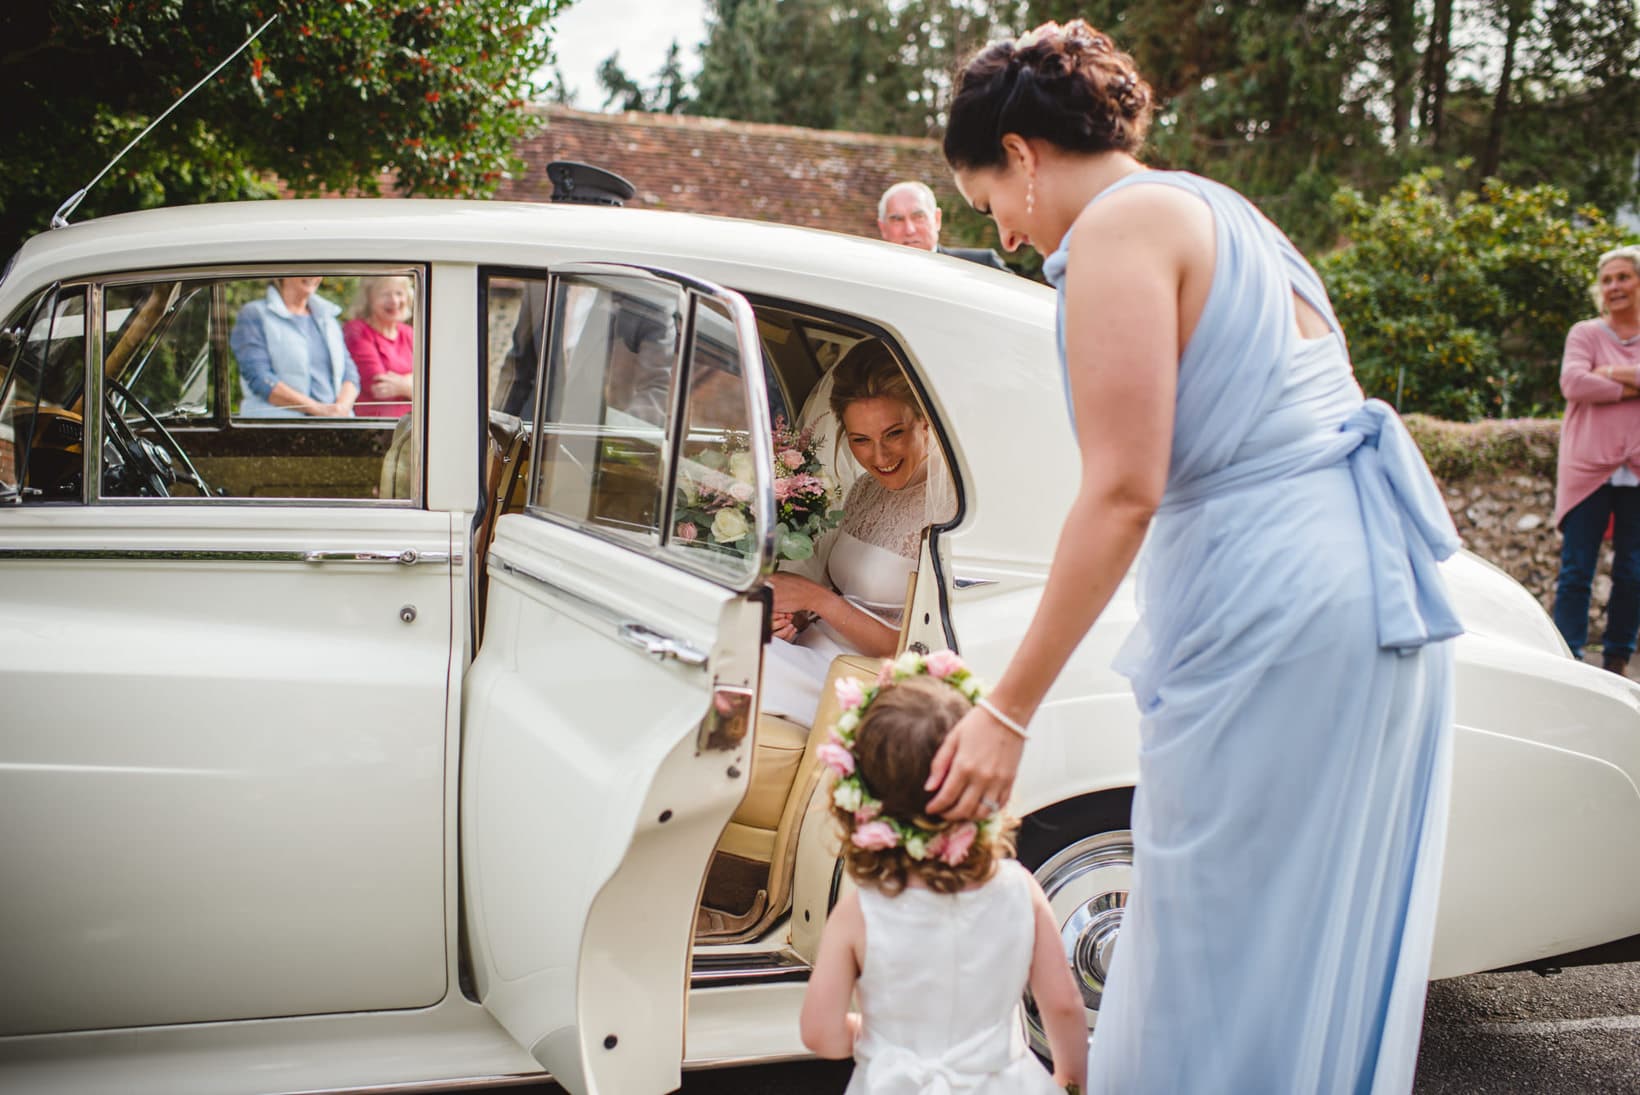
[343,276,415,418]
[1554,245,1640,672]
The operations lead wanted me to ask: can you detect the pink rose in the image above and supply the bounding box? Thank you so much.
[925,650,964,679]
[876,660,896,687]
[854,802,882,823]
[729,482,754,503]
[816,742,855,776]
[851,821,898,851]
[773,477,794,502]
[834,677,866,711]
[936,822,977,866]
[674,522,698,542]
[779,448,804,469]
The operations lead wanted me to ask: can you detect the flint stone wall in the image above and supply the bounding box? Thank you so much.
[1405,416,1568,616]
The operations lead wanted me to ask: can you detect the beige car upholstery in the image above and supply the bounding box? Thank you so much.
[715,714,809,861]
[378,413,415,501]
[696,653,881,941]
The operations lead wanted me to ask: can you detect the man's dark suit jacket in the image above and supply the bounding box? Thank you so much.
[937,245,1010,272]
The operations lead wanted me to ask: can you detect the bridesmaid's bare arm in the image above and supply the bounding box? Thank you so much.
[927,183,1210,818]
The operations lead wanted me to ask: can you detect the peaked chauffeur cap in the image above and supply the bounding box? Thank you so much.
[546,161,636,207]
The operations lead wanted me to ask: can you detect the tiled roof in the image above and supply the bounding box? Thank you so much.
[495,105,961,239]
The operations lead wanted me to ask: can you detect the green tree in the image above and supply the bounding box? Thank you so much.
[691,0,1010,136]
[0,0,567,256]
[1317,168,1634,421]
[595,41,693,114]
[596,52,648,111]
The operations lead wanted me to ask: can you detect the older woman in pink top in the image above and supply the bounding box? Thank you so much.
[343,276,415,418]
[1553,245,1640,672]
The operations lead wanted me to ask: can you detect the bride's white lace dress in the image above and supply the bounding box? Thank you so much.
[760,474,933,726]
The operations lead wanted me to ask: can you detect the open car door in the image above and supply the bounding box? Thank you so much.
[462,266,775,1095]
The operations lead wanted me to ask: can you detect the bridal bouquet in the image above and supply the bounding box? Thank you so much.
[674,417,842,562]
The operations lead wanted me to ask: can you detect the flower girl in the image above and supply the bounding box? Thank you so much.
[798,652,1087,1094]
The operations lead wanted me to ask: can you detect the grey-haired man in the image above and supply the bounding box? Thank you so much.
[876,180,1008,271]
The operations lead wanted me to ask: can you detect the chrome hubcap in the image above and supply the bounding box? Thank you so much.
[1024,829,1134,1059]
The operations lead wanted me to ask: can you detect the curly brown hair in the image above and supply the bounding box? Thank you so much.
[943,19,1155,171]
[833,676,1019,896]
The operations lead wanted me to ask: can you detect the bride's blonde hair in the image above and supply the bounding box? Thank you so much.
[828,340,921,423]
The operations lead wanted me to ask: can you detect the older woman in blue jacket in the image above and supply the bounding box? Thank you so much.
[232,277,360,417]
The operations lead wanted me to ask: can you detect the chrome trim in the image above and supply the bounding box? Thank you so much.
[0,548,457,565]
[85,282,104,504]
[490,551,592,607]
[618,620,709,667]
[683,1051,818,1070]
[302,549,446,566]
[689,947,812,987]
[952,575,998,590]
[491,550,711,674]
[282,1072,547,1095]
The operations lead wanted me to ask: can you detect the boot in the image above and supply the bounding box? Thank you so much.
[1603,651,1630,676]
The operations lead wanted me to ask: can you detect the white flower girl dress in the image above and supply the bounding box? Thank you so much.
[846,860,1062,1095]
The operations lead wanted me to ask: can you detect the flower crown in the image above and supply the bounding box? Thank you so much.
[818,649,1001,867]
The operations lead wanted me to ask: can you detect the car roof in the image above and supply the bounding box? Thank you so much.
[2,199,1071,565]
[4,198,1051,327]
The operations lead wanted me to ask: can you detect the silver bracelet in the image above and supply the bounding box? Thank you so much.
[977,697,1030,740]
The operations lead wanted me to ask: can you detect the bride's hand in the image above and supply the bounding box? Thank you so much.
[924,705,1025,819]
[770,611,799,642]
[765,572,828,616]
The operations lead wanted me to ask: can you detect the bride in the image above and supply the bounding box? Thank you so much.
[760,341,951,726]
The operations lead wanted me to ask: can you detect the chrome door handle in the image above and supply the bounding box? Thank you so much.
[302,549,448,566]
[617,622,708,667]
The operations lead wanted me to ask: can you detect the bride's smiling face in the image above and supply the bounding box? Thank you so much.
[842,397,929,491]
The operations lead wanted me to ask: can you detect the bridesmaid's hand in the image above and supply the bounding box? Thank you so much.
[924,704,1025,819]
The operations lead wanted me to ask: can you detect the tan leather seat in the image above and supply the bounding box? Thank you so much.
[377,414,414,500]
[716,714,809,862]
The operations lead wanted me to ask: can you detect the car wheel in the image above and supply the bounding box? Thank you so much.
[1016,792,1134,1063]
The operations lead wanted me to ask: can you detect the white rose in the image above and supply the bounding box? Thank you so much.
[711,508,750,543]
[893,650,924,678]
[832,782,863,812]
[729,452,756,484]
[835,710,860,735]
[903,832,929,861]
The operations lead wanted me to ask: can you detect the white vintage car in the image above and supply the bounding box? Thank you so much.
[1,199,1637,1095]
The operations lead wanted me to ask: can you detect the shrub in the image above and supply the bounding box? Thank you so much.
[1317,168,1634,421]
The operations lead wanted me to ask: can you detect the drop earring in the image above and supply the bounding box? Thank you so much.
[1026,178,1036,216]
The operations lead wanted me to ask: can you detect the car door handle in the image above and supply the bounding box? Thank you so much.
[617,621,709,667]
[301,549,447,566]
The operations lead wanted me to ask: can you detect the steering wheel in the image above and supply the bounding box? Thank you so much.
[101,377,214,498]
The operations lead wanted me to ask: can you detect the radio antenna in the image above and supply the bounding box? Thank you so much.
[50,13,279,230]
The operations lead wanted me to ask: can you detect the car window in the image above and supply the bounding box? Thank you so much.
[666,296,767,585]
[0,285,89,504]
[94,271,420,502]
[528,273,681,546]
[486,274,545,421]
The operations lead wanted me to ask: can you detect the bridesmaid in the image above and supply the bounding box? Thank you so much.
[924,20,1461,1093]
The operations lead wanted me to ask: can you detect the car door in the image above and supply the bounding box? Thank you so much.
[0,269,451,1036]
[462,265,775,1095]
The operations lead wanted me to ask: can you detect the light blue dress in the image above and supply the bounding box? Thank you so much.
[1043,171,1463,1094]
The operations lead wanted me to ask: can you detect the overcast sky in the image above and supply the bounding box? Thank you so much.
[546,0,708,110]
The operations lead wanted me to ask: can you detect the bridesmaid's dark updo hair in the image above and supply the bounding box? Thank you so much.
[943,20,1154,171]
